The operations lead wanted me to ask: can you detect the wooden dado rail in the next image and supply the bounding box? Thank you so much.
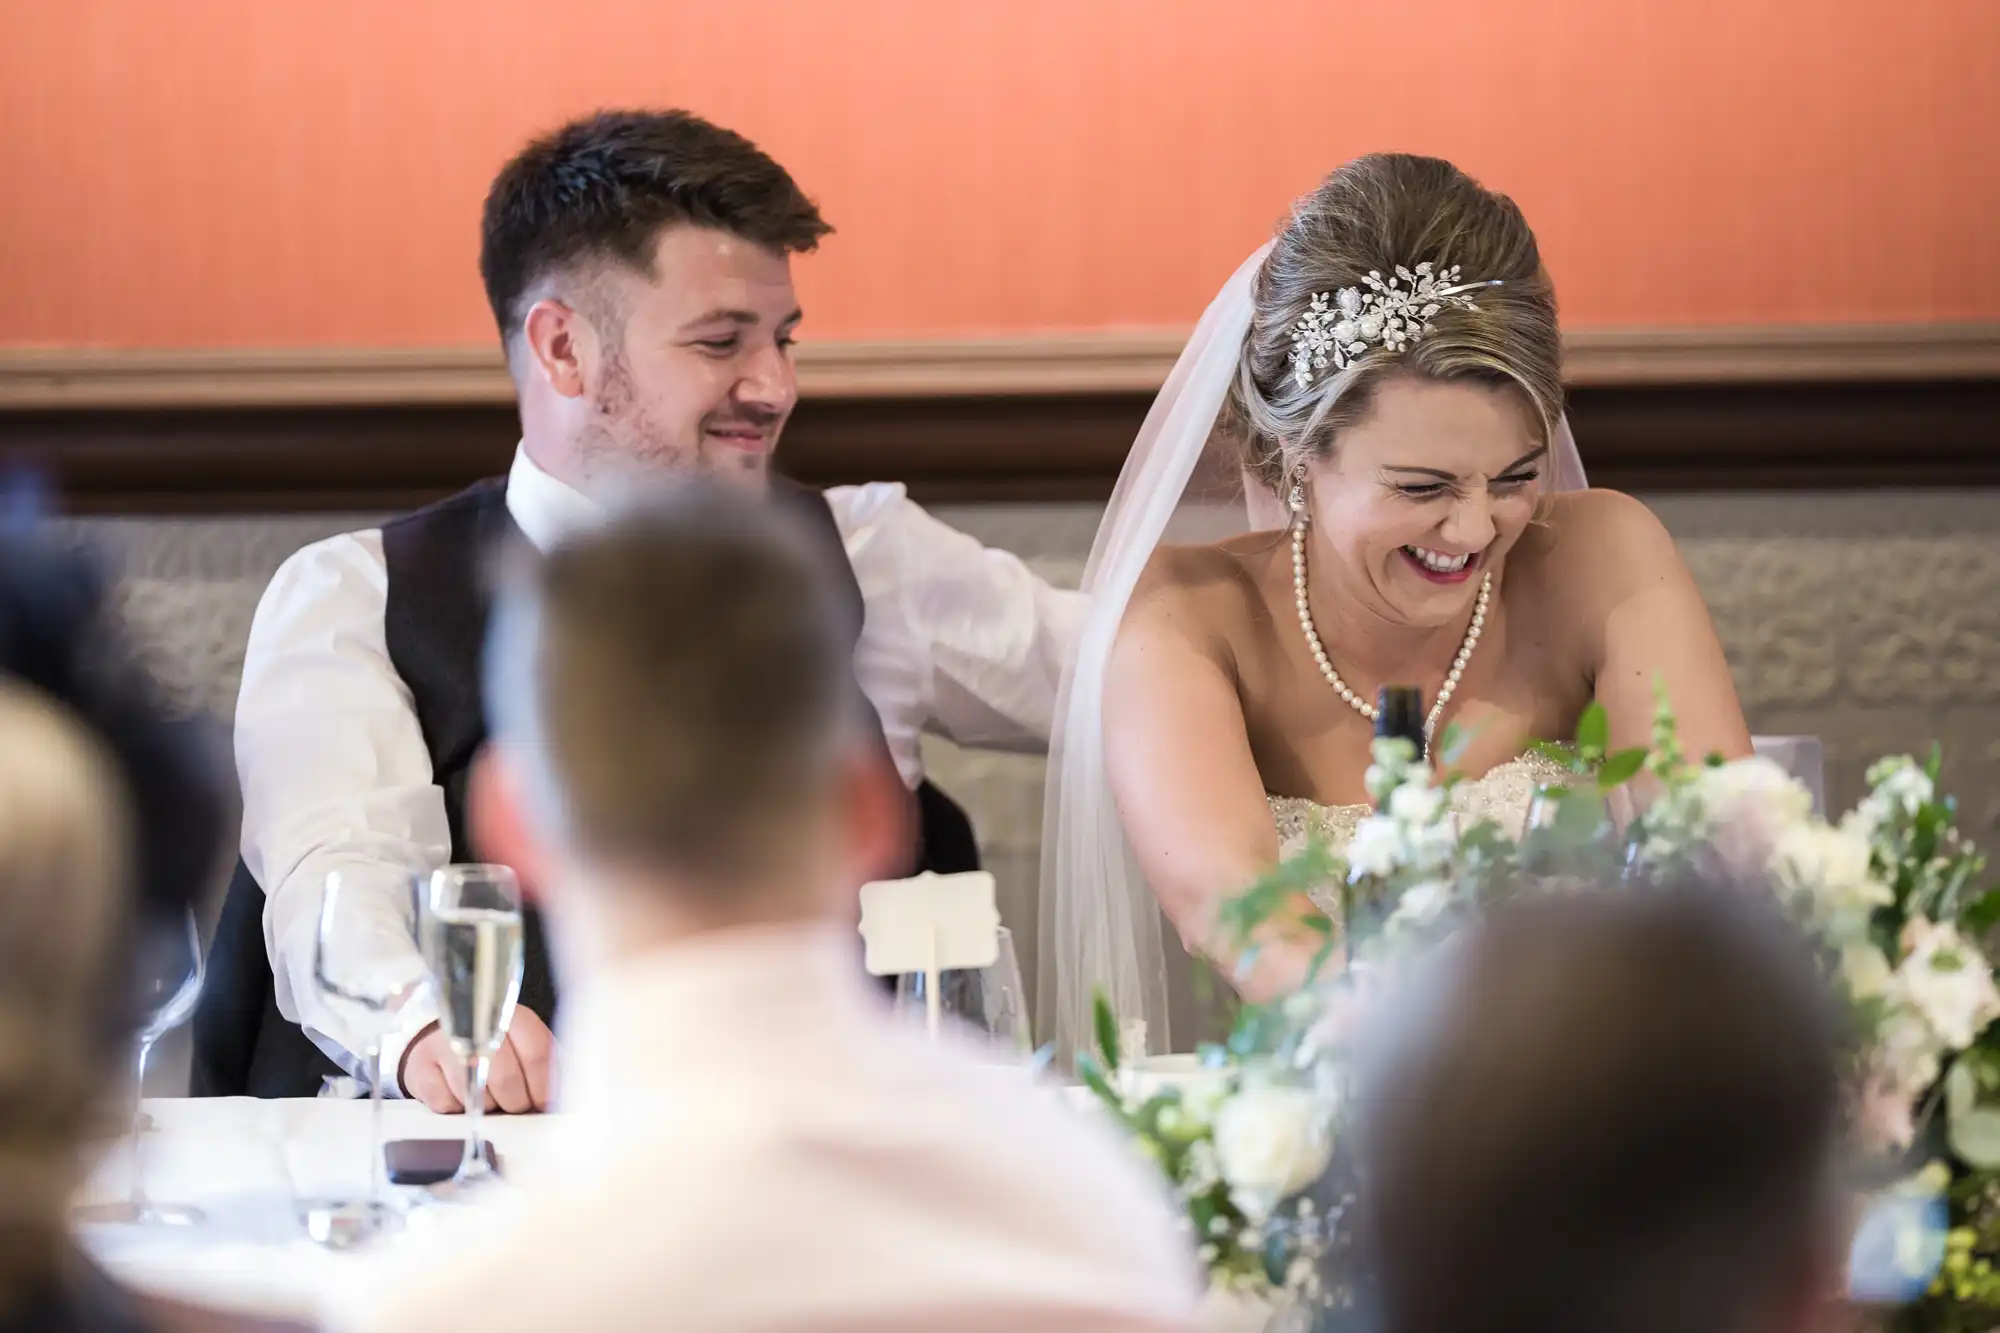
[2,325,1997,512]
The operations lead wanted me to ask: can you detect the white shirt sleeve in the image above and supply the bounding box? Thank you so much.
[234,530,447,1092]
[830,484,1088,775]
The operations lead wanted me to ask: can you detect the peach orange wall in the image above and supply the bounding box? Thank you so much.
[2,0,1995,349]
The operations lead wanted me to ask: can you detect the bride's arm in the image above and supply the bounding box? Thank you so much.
[1559,490,1753,763]
[1102,559,1317,1001]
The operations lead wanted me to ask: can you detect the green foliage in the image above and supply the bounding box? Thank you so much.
[1094,989,1122,1073]
[1164,676,2000,1324]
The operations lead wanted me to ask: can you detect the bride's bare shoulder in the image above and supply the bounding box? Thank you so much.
[1511,488,1684,603]
[1123,534,1283,649]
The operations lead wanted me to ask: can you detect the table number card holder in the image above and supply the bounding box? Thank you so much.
[857,872,1001,1037]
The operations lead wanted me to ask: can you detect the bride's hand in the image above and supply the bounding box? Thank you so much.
[1196,894,1332,1003]
[1231,937,1322,1004]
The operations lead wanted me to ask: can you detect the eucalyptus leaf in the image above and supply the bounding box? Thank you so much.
[1597,747,1648,790]
[1093,990,1121,1071]
[1574,702,1609,756]
[1075,1054,1125,1119]
[1964,888,2000,936]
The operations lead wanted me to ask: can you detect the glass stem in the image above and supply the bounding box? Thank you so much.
[128,1038,154,1210]
[365,1037,386,1205]
[462,1053,491,1178]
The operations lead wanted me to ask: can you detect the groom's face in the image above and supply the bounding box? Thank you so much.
[570,225,803,493]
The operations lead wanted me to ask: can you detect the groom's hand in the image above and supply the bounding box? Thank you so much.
[399,1009,556,1113]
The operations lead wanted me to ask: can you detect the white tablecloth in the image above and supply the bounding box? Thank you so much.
[73,1097,563,1322]
[76,1084,1108,1322]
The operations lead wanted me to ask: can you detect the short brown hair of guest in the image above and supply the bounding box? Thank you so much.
[484,481,857,888]
[478,109,832,352]
[1353,882,1842,1333]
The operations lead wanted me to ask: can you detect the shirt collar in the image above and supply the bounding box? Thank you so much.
[556,919,877,1115]
[505,443,605,553]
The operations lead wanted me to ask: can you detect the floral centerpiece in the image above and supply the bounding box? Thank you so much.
[1074,998,1334,1331]
[1083,689,2000,1331]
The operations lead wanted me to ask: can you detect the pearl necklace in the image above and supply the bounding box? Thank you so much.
[1290,519,1490,745]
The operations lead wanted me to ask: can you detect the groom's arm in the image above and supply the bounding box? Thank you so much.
[827,483,1087,755]
[235,531,448,1092]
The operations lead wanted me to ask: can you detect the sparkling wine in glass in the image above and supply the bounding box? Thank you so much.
[73,909,205,1227]
[304,869,426,1245]
[419,865,524,1191]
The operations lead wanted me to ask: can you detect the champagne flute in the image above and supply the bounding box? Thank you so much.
[74,909,205,1226]
[418,864,523,1191]
[896,926,1031,1057]
[304,869,426,1245]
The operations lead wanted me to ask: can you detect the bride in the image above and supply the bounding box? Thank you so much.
[1039,153,1752,1060]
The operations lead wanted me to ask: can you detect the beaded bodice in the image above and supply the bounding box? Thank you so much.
[1267,750,1575,862]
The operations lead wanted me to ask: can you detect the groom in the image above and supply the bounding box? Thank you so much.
[195,109,1084,1108]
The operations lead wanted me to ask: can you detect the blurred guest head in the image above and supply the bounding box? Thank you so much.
[481,109,831,495]
[475,481,901,955]
[0,683,130,1306]
[1352,884,1844,1333]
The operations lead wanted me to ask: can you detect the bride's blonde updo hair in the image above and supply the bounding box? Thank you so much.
[1231,153,1563,494]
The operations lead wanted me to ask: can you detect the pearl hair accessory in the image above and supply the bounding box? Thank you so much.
[1289,263,1501,389]
[1288,476,1489,745]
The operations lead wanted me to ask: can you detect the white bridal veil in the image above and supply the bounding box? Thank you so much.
[1036,244,1589,1062]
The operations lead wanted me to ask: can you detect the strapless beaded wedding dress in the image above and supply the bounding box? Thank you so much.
[1267,750,1575,863]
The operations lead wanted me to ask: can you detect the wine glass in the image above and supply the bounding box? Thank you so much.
[417,865,524,1192]
[302,869,427,1245]
[896,925,1031,1057]
[74,909,205,1226]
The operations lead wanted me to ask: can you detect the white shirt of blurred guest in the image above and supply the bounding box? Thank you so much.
[234,444,1087,1087]
[328,923,1201,1333]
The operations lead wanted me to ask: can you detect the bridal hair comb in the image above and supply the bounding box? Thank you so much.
[1289,263,1502,389]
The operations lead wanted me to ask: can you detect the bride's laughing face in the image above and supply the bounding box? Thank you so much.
[1304,374,1547,628]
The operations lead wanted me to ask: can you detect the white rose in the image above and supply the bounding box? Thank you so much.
[1842,943,1895,1001]
[1698,756,1814,816]
[1877,1001,1944,1097]
[1695,757,1814,879]
[1772,821,1889,932]
[1387,783,1446,828]
[1391,879,1452,928]
[1345,816,1404,879]
[1896,919,2000,1051]
[1211,1085,1335,1222]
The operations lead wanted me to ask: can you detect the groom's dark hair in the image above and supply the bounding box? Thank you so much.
[479,109,831,353]
[1352,882,1843,1333]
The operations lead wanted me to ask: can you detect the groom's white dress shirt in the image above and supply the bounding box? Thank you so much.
[332,924,1201,1333]
[235,446,1086,1085]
